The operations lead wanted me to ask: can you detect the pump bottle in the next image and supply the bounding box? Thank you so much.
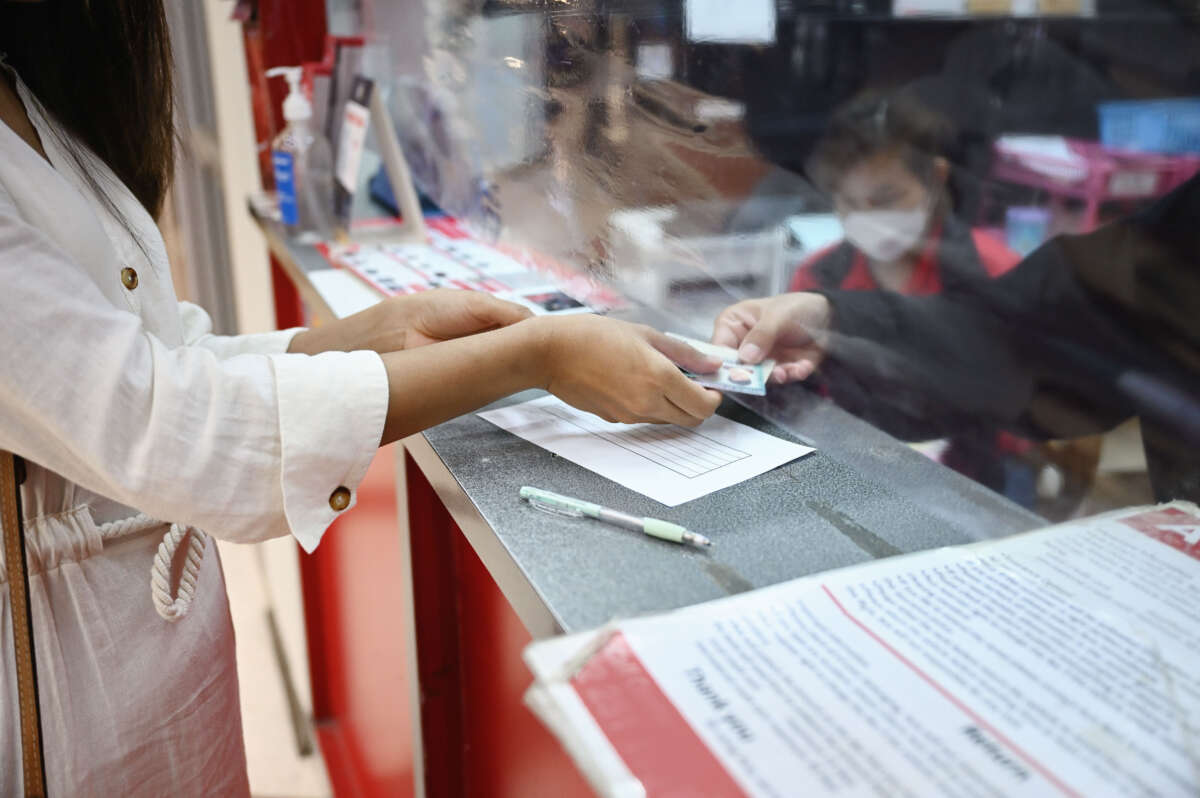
[267,67,335,242]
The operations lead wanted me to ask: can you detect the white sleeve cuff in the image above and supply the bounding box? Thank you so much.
[271,349,389,552]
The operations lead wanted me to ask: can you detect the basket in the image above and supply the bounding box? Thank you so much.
[1098,98,1200,155]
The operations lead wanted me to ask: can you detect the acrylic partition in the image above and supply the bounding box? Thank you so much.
[357,0,1200,519]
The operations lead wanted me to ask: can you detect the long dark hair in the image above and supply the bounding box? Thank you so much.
[0,0,174,219]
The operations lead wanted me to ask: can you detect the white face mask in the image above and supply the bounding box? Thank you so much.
[841,208,930,262]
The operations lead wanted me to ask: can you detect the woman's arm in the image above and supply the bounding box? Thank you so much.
[286,289,535,356]
[0,191,720,551]
[375,313,724,444]
[281,285,727,437]
[280,284,725,437]
[177,289,536,361]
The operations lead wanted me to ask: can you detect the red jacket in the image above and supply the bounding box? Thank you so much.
[790,220,1032,464]
[790,223,1020,294]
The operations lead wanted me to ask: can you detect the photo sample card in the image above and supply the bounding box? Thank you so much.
[667,333,775,396]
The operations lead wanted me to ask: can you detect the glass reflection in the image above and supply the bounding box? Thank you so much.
[366,0,1200,518]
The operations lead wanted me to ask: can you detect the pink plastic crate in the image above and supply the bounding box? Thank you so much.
[989,138,1200,231]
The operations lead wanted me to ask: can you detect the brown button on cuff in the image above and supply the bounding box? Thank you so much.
[329,486,351,512]
[120,267,139,290]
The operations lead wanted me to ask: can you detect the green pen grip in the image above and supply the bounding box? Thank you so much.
[641,518,688,543]
[520,486,602,517]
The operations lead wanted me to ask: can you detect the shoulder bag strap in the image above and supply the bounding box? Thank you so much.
[2,451,47,798]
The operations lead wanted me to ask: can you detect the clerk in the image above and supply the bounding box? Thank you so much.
[791,94,1019,297]
[789,94,1024,494]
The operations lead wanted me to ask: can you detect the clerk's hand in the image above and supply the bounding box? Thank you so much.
[712,293,832,384]
[536,316,723,427]
[289,289,532,355]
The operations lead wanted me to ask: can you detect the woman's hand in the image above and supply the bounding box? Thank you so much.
[535,315,723,427]
[289,289,532,356]
[712,293,833,384]
[375,313,723,445]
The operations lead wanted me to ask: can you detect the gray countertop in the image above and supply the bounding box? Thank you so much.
[254,204,1044,637]
[421,387,1042,635]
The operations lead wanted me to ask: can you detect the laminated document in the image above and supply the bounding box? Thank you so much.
[318,216,627,313]
[525,502,1200,797]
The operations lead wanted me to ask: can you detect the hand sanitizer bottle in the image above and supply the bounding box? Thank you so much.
[267,67,334,242]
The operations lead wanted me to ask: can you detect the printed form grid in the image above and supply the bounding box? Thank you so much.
[539,405,751,478]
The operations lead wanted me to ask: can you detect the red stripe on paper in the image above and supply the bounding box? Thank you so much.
[313,241,336,266]
[822,585,1082,798]
[428,216,469,238]
[1119,507,1200,562]
[570,632,750,798]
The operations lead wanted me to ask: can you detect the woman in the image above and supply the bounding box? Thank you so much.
[0,3,721,794]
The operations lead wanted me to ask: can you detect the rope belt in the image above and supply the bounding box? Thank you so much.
[96,514,208,622]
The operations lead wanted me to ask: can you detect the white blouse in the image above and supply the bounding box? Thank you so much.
[0,75,389,554]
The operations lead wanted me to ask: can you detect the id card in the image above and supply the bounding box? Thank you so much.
[667,333,774,396]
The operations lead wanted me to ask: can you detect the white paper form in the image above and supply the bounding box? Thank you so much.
[478,395,813,506]
[307,268,383,318]
[525,502,1200,798]
[686,0,775,43]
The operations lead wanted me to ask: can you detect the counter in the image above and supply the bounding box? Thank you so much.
[255,209,1043,797]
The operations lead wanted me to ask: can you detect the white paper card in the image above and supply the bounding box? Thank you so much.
[636,43,673,81]
[478,395,813,506]
[307,268,382,319]
[335,98,370,193]
[685,0,775,43]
